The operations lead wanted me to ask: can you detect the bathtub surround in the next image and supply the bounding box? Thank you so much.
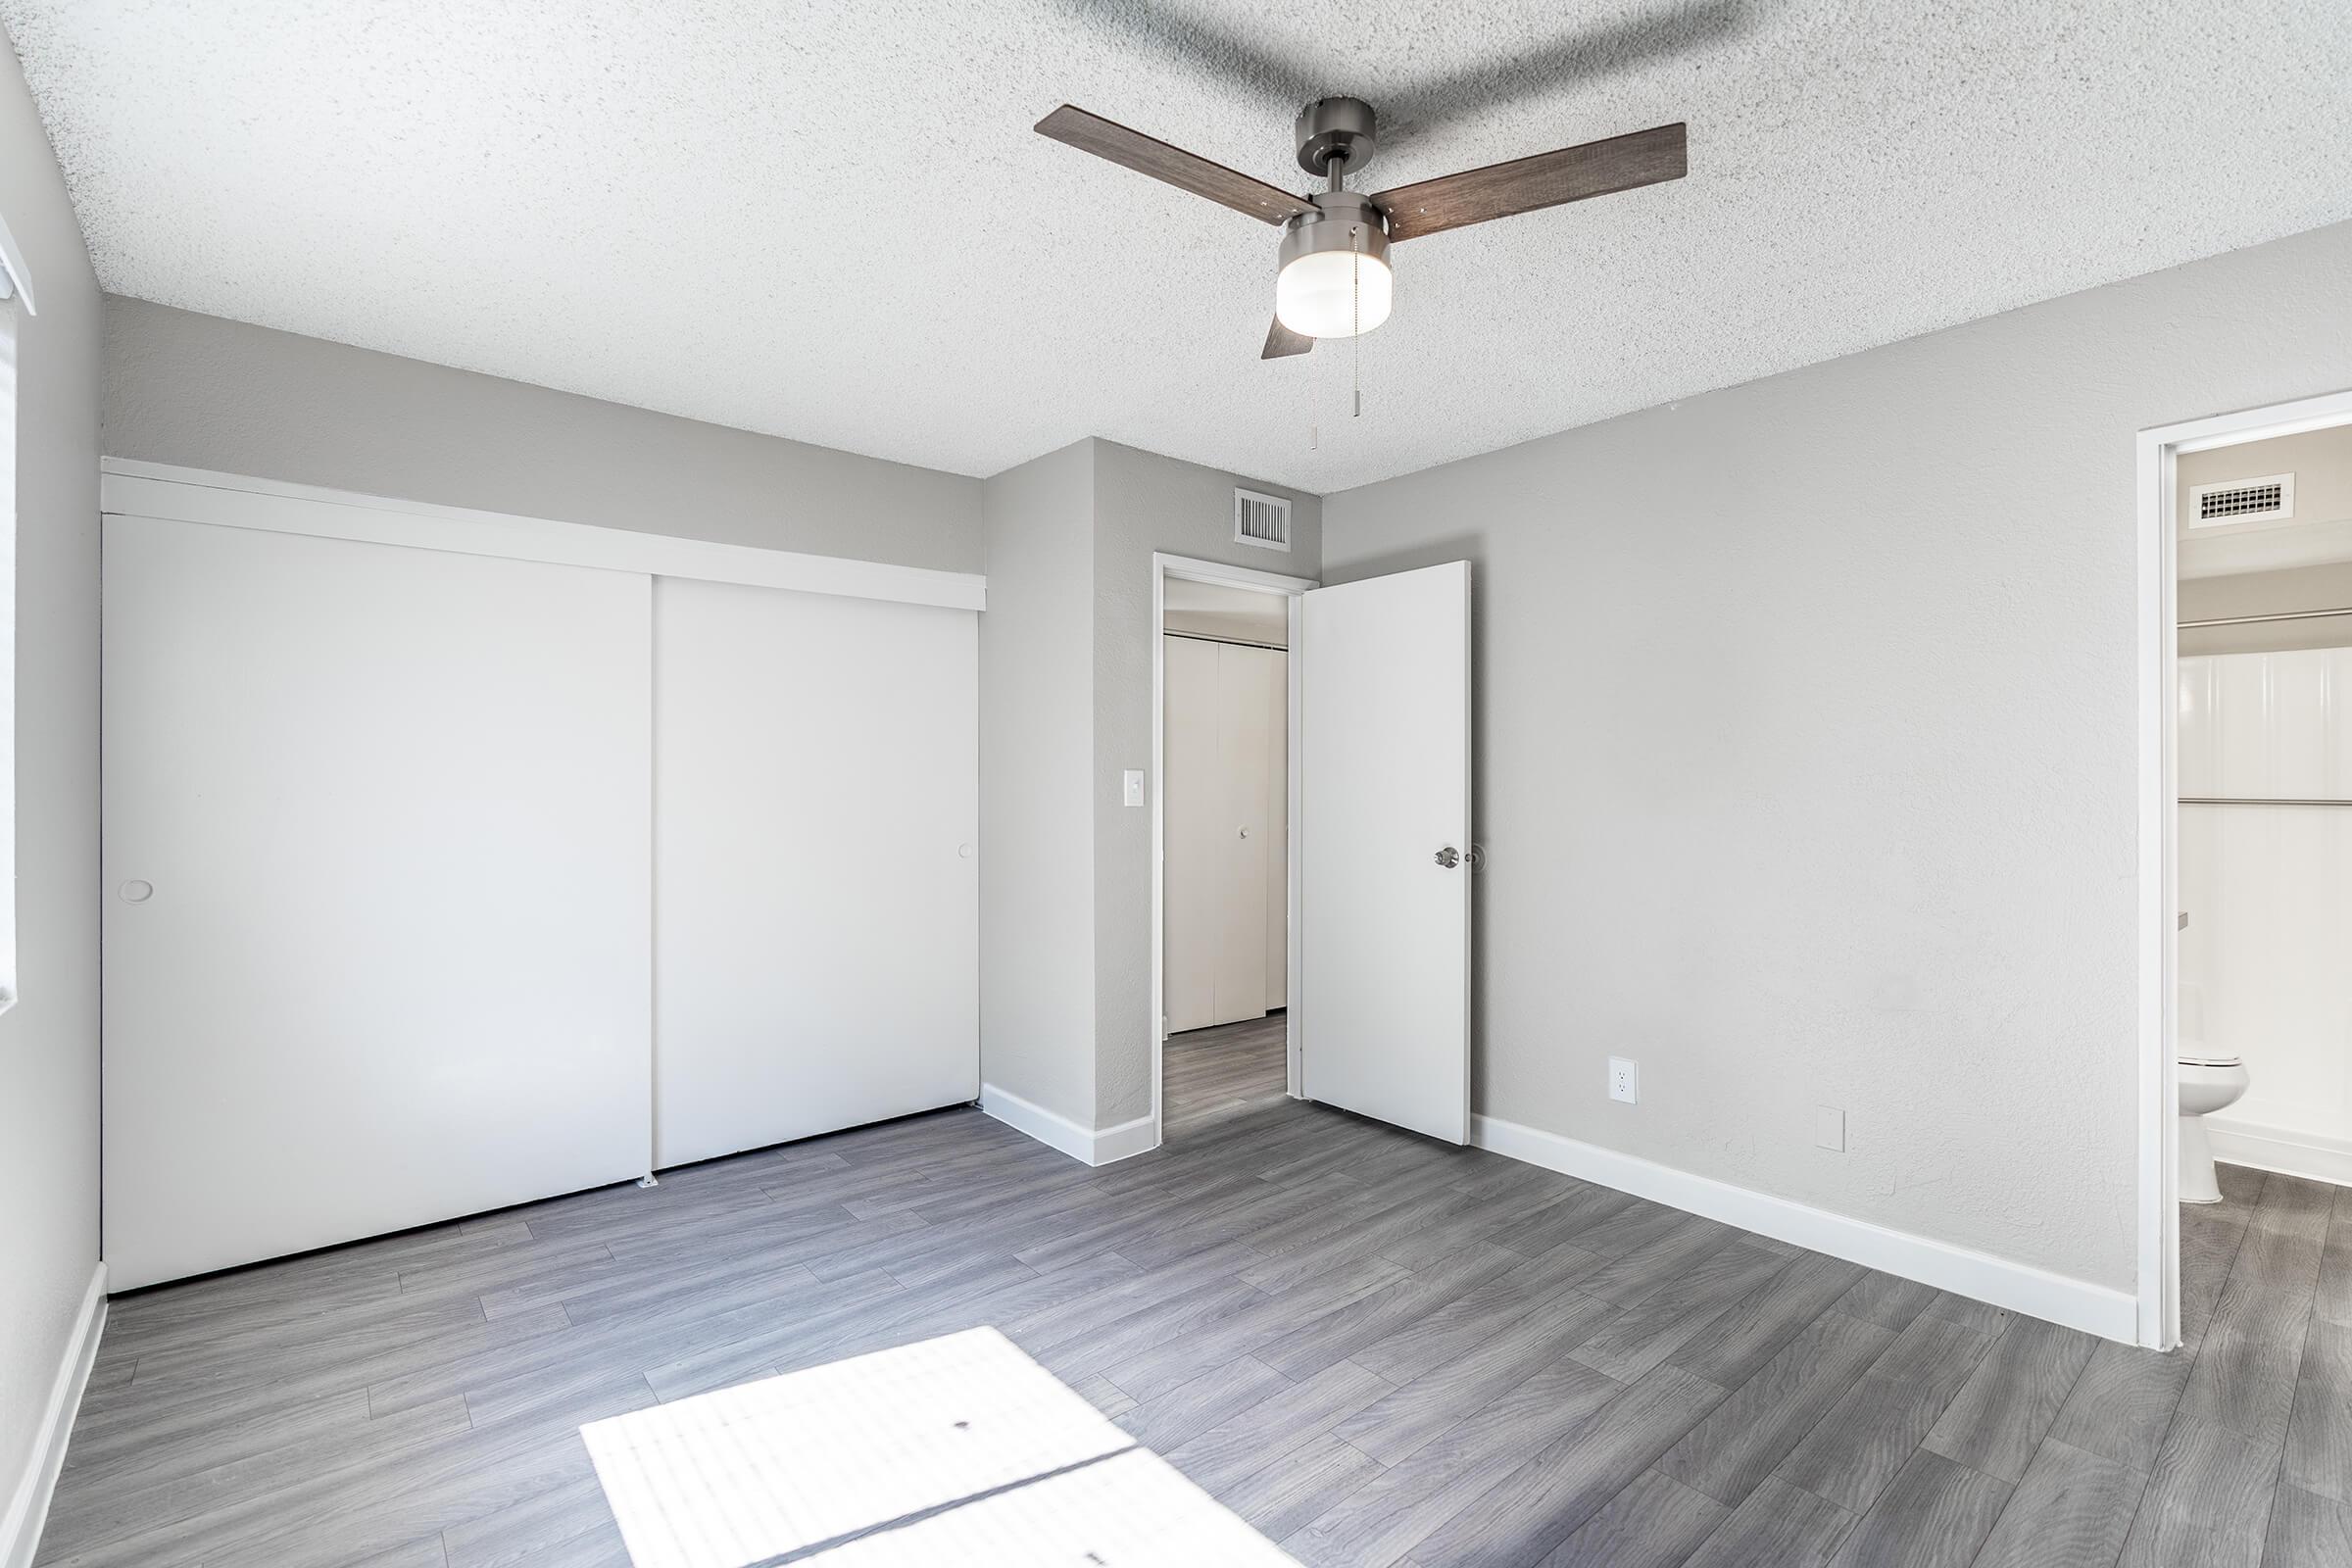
[2180,646,2352,1189]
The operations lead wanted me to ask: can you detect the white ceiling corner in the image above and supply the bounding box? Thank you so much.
[5,1,2350,493]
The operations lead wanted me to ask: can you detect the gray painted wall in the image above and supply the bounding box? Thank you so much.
[102,296,983,572]
[0,30,101,1517]
[978,440,1099,1128]
[976,437,1320,1136]
[1323,218,2352,1293]
[1092,441,1318,1126]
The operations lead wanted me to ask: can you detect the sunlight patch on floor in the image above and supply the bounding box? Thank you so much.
[581,1326,1298,1566]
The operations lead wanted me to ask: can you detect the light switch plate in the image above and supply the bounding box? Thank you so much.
[1122,769,1146,808]
[1607,1057,1638,1104]
[1815,1105,1846,1152]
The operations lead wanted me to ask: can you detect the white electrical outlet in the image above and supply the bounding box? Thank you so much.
[1815,1106,1846,1152]
[1608,1057,1639,1104]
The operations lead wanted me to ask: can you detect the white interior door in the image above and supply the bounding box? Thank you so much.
[653,577,978,1168]
[1299,562,1471,1144]
[103,515,654,1290]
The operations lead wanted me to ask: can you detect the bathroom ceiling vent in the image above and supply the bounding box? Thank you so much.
[1234,488,1293,551]
[2189,473,2295,528]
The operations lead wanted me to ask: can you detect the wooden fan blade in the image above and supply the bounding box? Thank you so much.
[1262,317,1314,359]
[1036,105,1312,225]
[1373,122,1687,242]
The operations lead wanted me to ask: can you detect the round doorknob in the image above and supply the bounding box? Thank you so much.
[1434,847,1460,868]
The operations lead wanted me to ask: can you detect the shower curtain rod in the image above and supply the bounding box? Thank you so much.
[1161,628,1289,652]
[2179,605,2352,629]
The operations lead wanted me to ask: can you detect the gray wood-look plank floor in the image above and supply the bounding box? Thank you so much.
[39,1015,2352,1567]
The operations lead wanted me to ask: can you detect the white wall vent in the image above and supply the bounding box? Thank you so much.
[2189,473,2295,528]
[1233,488,1292,552]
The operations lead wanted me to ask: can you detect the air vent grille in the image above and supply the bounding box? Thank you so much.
[2201,482,2283,520]
[2189,473,2294,528]
[1233,488,1292,551]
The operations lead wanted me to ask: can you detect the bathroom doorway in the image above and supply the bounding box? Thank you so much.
[2142,387,2352,1348]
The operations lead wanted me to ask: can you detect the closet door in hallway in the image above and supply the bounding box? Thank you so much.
[1163,634,1287,1034]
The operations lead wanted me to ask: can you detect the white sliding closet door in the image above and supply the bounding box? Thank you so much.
[654,577,978,1168]
[103,515,654,1290]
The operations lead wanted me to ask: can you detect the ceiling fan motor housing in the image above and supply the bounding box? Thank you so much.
[1295,96,1377,176]
[1279,189,1391,272]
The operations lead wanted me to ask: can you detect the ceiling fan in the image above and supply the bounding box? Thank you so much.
[1036,98,1686,359]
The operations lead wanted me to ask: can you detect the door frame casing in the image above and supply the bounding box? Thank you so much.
[2135,384,2352,1348]
[1151,552,1318,1149]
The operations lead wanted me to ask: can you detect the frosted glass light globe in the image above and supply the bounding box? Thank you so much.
[1275,248,1393,339]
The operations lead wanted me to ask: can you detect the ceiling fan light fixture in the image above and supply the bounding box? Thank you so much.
[1035,100,1688,364]
[1276,248,1393,339]
[1273,191,1393,339]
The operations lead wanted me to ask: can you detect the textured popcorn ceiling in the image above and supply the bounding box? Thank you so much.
[6,1,2351,490]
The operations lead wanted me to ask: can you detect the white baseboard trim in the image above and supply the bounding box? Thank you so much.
[1471,1114,2140,1346]
[1091,1112,1158,1166]
[2,1263,107,1568]
[979,1084,1158,1167]
[2207,1116,2352,1190]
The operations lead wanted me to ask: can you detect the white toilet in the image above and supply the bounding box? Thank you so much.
[2179,1041,2250,1205]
